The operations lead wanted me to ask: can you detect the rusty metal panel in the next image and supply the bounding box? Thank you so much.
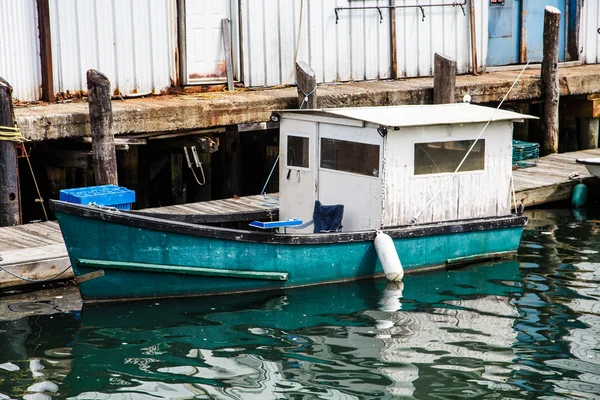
[581,0,600,64]
[0,0,42,101]
[49,0,175,98]
[240,0,392,87]
[396,0,484,77]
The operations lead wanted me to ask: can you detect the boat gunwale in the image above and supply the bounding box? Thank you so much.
[50,200,527,245]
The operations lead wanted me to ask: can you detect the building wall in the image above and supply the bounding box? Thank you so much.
[381,121,513,227]
[241,0,486,87]
[0,1,41,101]
[580,0,600,64]
[49,0,175,98]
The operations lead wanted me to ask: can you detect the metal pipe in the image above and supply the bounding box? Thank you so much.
[469,0,479,75]
[334,1,467,24]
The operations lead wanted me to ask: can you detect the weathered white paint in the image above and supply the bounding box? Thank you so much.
[580,0,600,64]
[279,118,317,234]
[240,0,486,87]
[382,121,513,226]
[0,0,41,101]
[185,0,240,84]
[280,104,531,230]
[49,0,174,97]
[396,0,487,77]
[318,123,383,232]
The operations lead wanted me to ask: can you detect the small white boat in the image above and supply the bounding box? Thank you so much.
[576,158,600,178]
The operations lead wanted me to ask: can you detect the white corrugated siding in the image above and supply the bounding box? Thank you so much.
[241,0,485,87]
[396,0,486,77]
[0,0,41,101]
[580,0,600,64]
[49,0,174,97]
[241,0,392,87]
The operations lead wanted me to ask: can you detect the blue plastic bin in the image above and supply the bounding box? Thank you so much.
[59,185,136,210]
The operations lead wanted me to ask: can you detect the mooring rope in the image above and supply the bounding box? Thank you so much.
[0,264,72,283]
[412,60,532,224]
[0,125,24,142]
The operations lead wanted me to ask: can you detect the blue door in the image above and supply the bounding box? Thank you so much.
[487,0,521,66]
[523,0,566,62]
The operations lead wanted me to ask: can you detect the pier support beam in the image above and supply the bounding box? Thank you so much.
[87,69,118,186]
[578,117,599,150]
[296,62,317,109]
[0,78,21,226]
[542,6,561,155]
[433,53,456,104]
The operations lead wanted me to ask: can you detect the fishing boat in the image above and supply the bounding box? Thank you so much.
[51,103,533,302]
[576,157,600,178]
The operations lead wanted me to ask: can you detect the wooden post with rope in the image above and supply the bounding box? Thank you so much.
[296,62,317,109]
[87,69,118,185]
[0,77,21,226]
[542,6,561,155]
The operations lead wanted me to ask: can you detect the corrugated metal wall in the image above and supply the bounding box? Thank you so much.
[396,0,486,77]
[580,0,600,64]
[49,0,174,97]
[0,1,42,101]
[240,0,485,87]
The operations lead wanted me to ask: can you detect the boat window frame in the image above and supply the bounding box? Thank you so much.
[285,133,312,171]
[318,137,382,179]
[413,138,486,176]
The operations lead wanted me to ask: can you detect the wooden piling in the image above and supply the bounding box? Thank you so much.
[296,62,317,109]
[0,77,21,226]
[578,117,599,150]
[542,6,561,155]
[222,18,234,92]
[87,69,118,186]
[433,53,457,104]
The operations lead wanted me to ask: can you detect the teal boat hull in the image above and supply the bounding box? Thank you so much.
[51,201,526,302]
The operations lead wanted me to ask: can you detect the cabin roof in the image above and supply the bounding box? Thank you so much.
[279,103,536,128]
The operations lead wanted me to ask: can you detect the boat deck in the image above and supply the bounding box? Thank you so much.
[2,148,600,290]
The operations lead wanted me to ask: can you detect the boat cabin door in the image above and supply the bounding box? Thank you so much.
[279,120,318,233]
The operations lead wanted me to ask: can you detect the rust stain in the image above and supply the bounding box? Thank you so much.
[189,62,227,80]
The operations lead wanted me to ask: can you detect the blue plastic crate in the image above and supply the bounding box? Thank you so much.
[59,185,135,210]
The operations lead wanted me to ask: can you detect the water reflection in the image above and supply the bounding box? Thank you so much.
[0,208,599,399]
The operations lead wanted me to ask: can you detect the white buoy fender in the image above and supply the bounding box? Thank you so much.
[374,231,404,282]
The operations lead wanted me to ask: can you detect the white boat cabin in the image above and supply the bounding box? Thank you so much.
[278,104,534,233]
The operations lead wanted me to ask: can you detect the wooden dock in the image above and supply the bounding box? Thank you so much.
[513,149,600,208]
[2,150,600,291]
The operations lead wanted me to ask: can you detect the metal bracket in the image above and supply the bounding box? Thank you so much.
[419,6,425,21]
[376,7,383,23]
[459,4,466,16]
[76,269,104,284]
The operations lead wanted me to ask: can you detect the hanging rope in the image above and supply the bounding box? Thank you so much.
[21,143,49,221]
[0,264,72,283]
[0,125,24,142]
[412,60,532,224]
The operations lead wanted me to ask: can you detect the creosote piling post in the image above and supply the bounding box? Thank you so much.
[542,6,561,155]
[296,62,317,109]
[433,53,456,104]
[87,69,118,186]
[0,78,20,226]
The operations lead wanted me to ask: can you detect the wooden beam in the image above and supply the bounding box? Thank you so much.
[87,69,118,185]
[578,117,599,150]
[0,77,21,226]
[222,18,234,91]
[80,137,147,145]
[542,7,561,155]
[45,150,93,169]
[390,0,398,79]
[171,153,184,205]
[36,0,55,102]
[433,53,456,104]
[468,0,479,75]
[296,61,317,109]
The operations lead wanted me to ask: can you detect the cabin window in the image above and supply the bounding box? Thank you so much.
[414,139,485,175]
[287,135,310,168]
[320,138,380,177]
[490,0,504,4]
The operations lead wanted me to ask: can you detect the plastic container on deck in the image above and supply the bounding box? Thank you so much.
[59,185,136,210]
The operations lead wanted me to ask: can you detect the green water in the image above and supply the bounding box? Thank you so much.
[1,208,599,399]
